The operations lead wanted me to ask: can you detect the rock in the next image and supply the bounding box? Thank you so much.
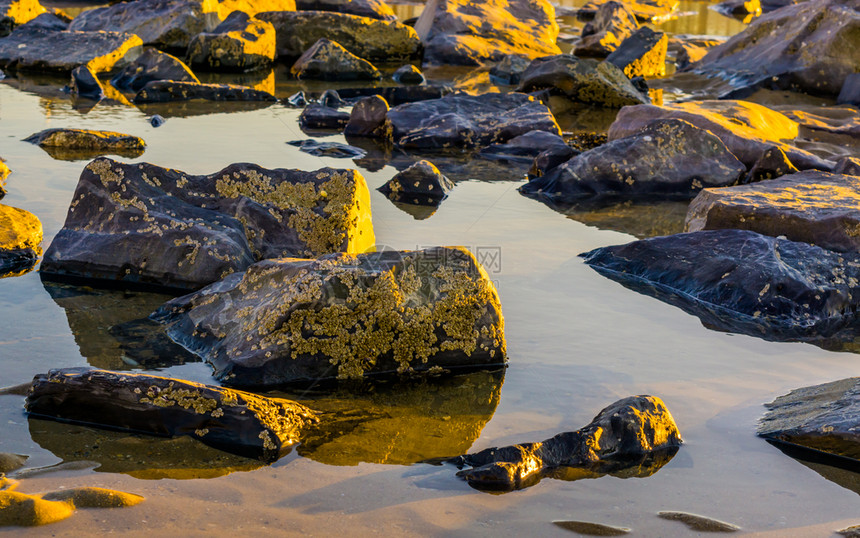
[577,0,678,22]
[685,171,860,253]
[529,145,578,177]
[392,64,424,84]
[414,0,561,66]
[605,26,667,78]
[839,525,860,538]
[0,204,40,277]
[257,10,420,60]
[0,0,45,37]
[690,0,860,97]
[110,47,198,92]
[450,395,681,491]
[744,145,798,183]
[0,491,75,526]
[0,453,27,474]
[575,1,639,57]
[333,85,450,105]
[294,0,396,20]
[318,88,345,107]
[152,246,506,386]
[24,129,145,159]
[26,368,318,460]
[69,0,222,50]
[150,114,166,127]
[186,11,275,72]
[286,90,307,106]
[215,0,296,18]
[581,229,860,342]
[834,156,860,176]
[378,160,454,205]
[0,26,143,74]
[68,65,104,101]
[657,512,740,532]
[41,488,144,508]
[133,80,276,103]
[387,92,561,149]
[837,73,860,106]
[480,130,569,163]
[516,56,649,108]
[552,521,631,535]
[40,158,375,291]
[286,139,366,158]
[343,95,389,137]
[18,12,65,32]
[489,54,530,85]
[607,101,832,170]
[776,104,860,139]
[520,119,745,204]
[299,104,350,130]
[712,0,761,17]
[290,38,380,80]
[668,35,722,70]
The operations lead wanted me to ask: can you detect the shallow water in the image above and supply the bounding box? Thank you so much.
[1,2,860,536]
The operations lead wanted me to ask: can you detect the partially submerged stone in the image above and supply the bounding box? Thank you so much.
[294,0,396,20]
[489,54,530,85]
[451,395,681,491]
[552,521,631,535]
[712,0,761,18]
[41,158,375,291]
[0,203,41,277]
[386,92,561,149]
[111,47,199,92]
[299,104,350,130]
[68,65,104,101]
[378,160,454,206]
[517,55,649,108]
[334,85,450,105]
[480,130,569,164]
[343,95,389,137]
[152,246,506,386]
[291,38,380,80]
[133,80,276,103]
[186,11,275,72]
[257,10,420,60]
[26,368,318,460]
[657,512,740,532]
[414,0,561,66]
[686,171,860,253]
[606,26,667,78]
[0,490,75,526]
[392,64,424,85]
[581,229,860,342]
[0,26,142,73]
[41,488,143,508]
[25,129,145,153]
[575,0,639,57]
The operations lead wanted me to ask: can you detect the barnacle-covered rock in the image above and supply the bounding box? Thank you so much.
[24,129,145,162]
[186,11,275,72]
[378,160,454,206]
[40,158,375,292]
[26,368,317,460]
[152,246,507,387]
[0,203,41,278]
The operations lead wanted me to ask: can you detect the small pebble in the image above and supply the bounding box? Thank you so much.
[150,115,165,128]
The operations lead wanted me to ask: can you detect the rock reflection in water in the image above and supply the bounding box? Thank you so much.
[563,200,689,239]
[294,370,504,466]
[42,281,199,370]
[27,418,264,480]
[32,144,145,162]
[134,99,277,119]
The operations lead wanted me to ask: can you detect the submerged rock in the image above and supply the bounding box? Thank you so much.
[294,0,396,20]
[0,490,75,526]
[378,160,454,206]
[414,0,561,66]
[386,92,561,149]
[0,204,41,278]
[152,246,506,387]
[581,229,860,343]
[299,104,350,130]
[520,119,745,204]
[552,521,631,535]
[186,11,275,72]
[0,0,45,37]
[26,368,317,460]
[287,139,366,158]
[451,395,681,491]
[575,0,639,57]
[605,26,667,78]
[657,512,740,532]
[133,80,276,103]
[41,158,375,291]
[480,130,569,163]
[0,26,142,73]
[110,47,199,92]
[344,95,389,138]
[290,38,380,80]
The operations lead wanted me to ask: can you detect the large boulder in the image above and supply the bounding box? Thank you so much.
[110,47,198,92]
[690,0,860,97]
[686,171,860,253]
[26,368,318,460]
[68,0,222,50]
[133,80,276,103]
[581,229,860,342]
[186,11,275,72]
[0,203,41,277]
[40,158,375,291]
[607,101,832,170]
[575,0,639,57]
[0,0,45,37]
[290,38,380,80]
[516,55,649,108]
[386,92,561,149]
[0,26,143,73]
[451,395,681,491]
[519,119,745,204]
[605,26,667,78]
[256,10,420,60]
[294,0,396,20]
[152,246,507,386]
[758,378,860,463]
[414,0,561,66]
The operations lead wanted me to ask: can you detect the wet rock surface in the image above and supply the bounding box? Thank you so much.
[344,95,389,138]
[290,38,380,81]
[152,246,506,387]
[294,0,396,20]
[0,26,143,73]
[299,104,350,130]
[25,367,318,460]
[133,80,276,103]
[287,139,366,158]
[41,157,374,291]
[110,47,199,92]
[186,11,275,72]
[378,160,454,206]
[605,26,667,78]
[480,129,569,163]
[68,65,103,101]
[334,85,451,105]
[392,64,424,85]
[0,0,45,37]
[25,128,145,152]
[0,203,41,277]
[575,0,639,57]
[451,395,681,491]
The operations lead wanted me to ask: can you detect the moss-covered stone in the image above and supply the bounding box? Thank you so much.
[186,11,276,72]
[25,129,144,151]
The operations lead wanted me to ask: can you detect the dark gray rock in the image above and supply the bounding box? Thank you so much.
[286,90,308,107]
[745,146,798,183]
[111,48,199,92]
[69,65,104,101]
[299,104,350,130]
[451,395,681,491]
[294,0,396,20]
[386,91,561,149]
[837,73,860,107]
[333,85,450,105]
[40,157,375,292]
[26,367,318,461]
[151,246,507,386]
[290,38,381,80]
[150,114,166,127]
[19,12,67,31]
[516,55,649,108]
[581,229,860,342]
[378,160,454,205]
[186,11,275,72]
[834,156,860,176]
[520,119,745,204]
[392,64,424,84]
[489,54,530,85]
[133,80,276,103]
[712,0,761,17]
[0,0,45,36]
[480,130,569,163]
[606,26,667,78]
[318,88,345,107]
[576,0,639,57]
[287,139,366,158]
[343,95,389,137]
[529,145,578,178]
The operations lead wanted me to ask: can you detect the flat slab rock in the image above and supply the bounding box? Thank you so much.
[133,80,276,103]
[759,377,860,463]
[0,26,142,73]
[151,246,507,387]
[386,91,561,149]
[686,171,860,254]
[40,157,375,292]
[450,395,681,491]
[581,229,860,342]
[24,129,145,151]
[25,368,318,460]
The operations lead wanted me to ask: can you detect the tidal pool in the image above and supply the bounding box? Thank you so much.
[1,1,859,535]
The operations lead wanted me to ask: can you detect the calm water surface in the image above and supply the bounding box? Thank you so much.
[0,2,859,535]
